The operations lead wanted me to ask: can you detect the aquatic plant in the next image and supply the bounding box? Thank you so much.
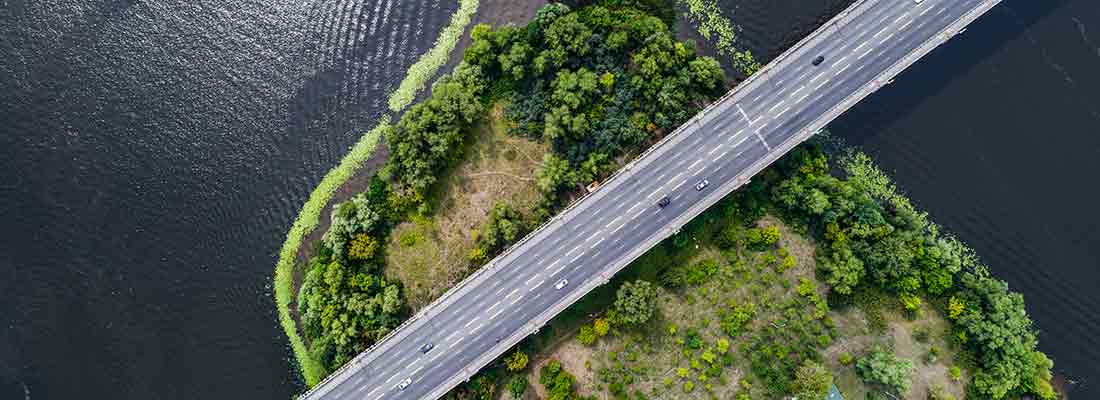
[387,0,480,113]
[274,118,388,386]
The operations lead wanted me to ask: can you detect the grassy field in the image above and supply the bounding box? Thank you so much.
[385,103,546,309]
[526,215,966,399]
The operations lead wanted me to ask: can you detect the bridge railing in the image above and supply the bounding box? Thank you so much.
[300,0,1001,397]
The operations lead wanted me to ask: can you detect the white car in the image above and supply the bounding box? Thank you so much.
[554,279,569,289]
[695,179,710,191]
[397,377,412,391]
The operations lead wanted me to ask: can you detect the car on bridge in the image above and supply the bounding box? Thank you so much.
[397,377,412,391]
[554,279,569,289]
[657,195,671,208]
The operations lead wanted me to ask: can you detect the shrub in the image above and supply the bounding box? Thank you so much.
[594,318,610,337]
[682,381,695,393]
[506,351,529,371]
[579,325,597,346]
[508,375,528,398]
[856,350,913,395]
[611,280,658,326]
[792,360,832,400]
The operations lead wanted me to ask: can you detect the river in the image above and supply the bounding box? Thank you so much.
[0,0,1095,398]
[0,0,457,398]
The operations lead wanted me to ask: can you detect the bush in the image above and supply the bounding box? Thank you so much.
[594,318,610,337]
[509,375,528,399]
[682,381,695,393]
[610,280,658,326]
[856,350,913,395]
[506,351,529,371]
[579,325,597,346]
[792,360,832,400]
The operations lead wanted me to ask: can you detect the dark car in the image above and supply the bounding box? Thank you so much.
[657,196,671,208]
[812,55,825,66]
[419,342,434,353]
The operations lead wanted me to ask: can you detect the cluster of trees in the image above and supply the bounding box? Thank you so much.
[298,191,404,374]
[464,2,726,205]
[381,63,486,210]
[731,146,1055,399]
[468,203,528,264]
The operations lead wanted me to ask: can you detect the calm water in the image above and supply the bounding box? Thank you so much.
[831,0,1100,395]
[723,0,1098,396]
[1,0,1096,399]
[0,0,455,398]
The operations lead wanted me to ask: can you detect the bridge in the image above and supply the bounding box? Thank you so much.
[300,0,1003,398]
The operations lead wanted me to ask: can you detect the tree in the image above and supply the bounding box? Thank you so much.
[792,360,832,400]
[721,302,755,337]
[610,280,658,326]
[505,351,529,371]
[856,350,913,395]
[348,234,378,261]
[593,318,610,337]
[508,375,528,399]
[578,325,596,345]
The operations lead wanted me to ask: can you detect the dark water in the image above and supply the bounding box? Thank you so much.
[728,0,1100,396]
[0,0,456,398]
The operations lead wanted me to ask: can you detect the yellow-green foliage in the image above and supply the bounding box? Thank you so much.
[274,118,388,386]
[276,0,485,387]
[678,0,761,76]
[387,0,480,113]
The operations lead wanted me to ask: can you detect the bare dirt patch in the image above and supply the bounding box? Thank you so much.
[385,103,547,309]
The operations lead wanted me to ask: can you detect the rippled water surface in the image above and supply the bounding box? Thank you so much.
[0,0,455,398]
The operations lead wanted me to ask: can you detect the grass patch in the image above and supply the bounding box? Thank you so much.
[273,118,387,386]
[384,103,545,309]
[387,0,480,113]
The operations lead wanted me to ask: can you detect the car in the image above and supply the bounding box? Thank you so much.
[657,195,671,208]
[419,342,434,353]
[812,55,825,66]
[554,279,569,289]
[397,377,412,391]
[695,179,709,191]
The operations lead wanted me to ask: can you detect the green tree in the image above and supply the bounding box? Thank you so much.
[508,375,528,399]
[593,318,610,337]
[506,351,529,371]
[856,350,913,395]
[348,234,379,261]
[578,325,597,346]
[791,360,832,400]
[610,280,659,326]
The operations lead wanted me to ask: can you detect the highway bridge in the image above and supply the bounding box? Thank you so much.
[300,0,1004,398]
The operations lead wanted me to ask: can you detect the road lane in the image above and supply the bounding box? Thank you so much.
[300,1,1003,399]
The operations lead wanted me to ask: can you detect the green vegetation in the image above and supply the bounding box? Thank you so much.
[792,360,833,400]
[856,349,914,396]
[283,0,725,389]
[276,0,485,386]
[677,0,762,77]
[388,0,480,112]
[609,280,658,326]
[274,119,387,385]
[465,1,725,211]
[515,145,1054,399]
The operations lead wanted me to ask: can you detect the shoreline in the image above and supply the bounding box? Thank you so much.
[273,0,548,389]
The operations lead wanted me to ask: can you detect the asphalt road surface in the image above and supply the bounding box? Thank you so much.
[302,0,1000,398]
